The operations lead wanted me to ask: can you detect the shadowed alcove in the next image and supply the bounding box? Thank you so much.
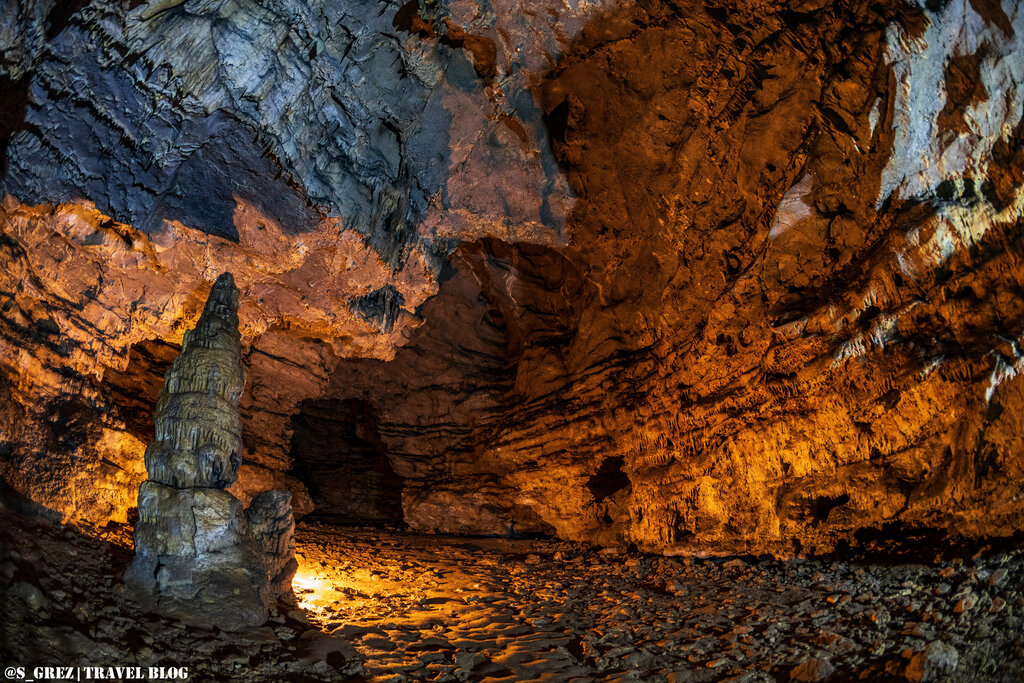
[289,398,404,523]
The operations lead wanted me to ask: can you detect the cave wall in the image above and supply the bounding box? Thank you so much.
[1,0,1022,554]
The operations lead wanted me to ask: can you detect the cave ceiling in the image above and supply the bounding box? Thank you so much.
[1,0,1022,554]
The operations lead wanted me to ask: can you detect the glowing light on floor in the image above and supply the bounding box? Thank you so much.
[292,555,402,621]
[292,562,337,615]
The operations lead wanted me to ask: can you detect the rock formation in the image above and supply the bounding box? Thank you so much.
[128,273,295,630]
[1,0,1022,556]
[246,489,299,597]
[144,273,246,489]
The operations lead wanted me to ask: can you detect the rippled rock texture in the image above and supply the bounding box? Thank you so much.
[128,273,295,630]
[144,273,246,489]
[1,0,1023,555]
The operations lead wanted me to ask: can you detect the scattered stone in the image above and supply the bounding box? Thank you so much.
[11,582,49,611]
[790,655,835,682]
[953,592,978,614]
[3,504,1023,681]
[903,641,959,683]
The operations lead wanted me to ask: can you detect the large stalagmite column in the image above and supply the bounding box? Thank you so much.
[128,273,296,631]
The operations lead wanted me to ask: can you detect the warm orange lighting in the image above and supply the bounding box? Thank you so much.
[293,555,401,624]
[292,562,338,616]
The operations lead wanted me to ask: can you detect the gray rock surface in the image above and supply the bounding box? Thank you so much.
[246,489,298,598]
[1,0,451,261]
[129,481,269,631]
[905,641,960,683]
[129,272,295,630]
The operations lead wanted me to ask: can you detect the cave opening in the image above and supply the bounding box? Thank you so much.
[288,398,405,525]
[587,457,630,504]
[812,492,850,525]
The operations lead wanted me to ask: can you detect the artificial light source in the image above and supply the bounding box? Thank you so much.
[292,563,334,615]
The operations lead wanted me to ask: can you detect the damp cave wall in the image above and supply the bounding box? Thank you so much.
[0,0,1022,555]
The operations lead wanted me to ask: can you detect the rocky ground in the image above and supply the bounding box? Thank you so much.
[2,502,1023,682]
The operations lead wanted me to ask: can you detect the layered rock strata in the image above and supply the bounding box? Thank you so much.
[128,273,295,630]
[292,0,1024,555]
[1,0,1022,556]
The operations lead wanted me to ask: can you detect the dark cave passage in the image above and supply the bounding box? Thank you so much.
[289,398,405,524]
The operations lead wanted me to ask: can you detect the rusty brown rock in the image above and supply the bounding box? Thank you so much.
[1,0,1023,557]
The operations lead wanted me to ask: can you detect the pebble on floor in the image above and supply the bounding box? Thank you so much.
[2,507,1023,682]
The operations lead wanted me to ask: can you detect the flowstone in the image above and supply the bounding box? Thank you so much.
[128,273,295,631]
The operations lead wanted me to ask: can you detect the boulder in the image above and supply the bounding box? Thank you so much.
[246,489,298,598]
[128,481,268,631]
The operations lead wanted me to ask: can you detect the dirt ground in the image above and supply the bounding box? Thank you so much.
[2,504,1023,682]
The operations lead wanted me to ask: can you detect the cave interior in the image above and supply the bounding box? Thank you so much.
[1,0,1024,680]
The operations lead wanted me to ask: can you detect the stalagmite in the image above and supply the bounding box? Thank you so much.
[127,273,296,631]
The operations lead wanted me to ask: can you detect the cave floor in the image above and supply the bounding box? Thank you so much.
[295,523,1024,682]
[3,506,1024,682]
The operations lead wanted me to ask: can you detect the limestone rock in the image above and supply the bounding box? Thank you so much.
[403,479,556,537]
[246,489,298,598]
[904,642,959,683]
[305,0,1024,555]
[129,273,295,630]
[144,273,245,489]
[129,481,269,631]
[790,656,836,682]
[228,463,314,519]
[2,0,1023,556]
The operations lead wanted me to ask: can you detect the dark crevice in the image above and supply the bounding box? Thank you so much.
[103,338,181,442]
[0,75,31,177]
[813,493,850,524]
[45,0,94,39]
[588,457,629,503]
[350,285,406,333]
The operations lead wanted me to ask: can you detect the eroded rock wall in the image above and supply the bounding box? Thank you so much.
[2,0,1022,555]
[0,0,569,525]
[304,0,1024,554]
